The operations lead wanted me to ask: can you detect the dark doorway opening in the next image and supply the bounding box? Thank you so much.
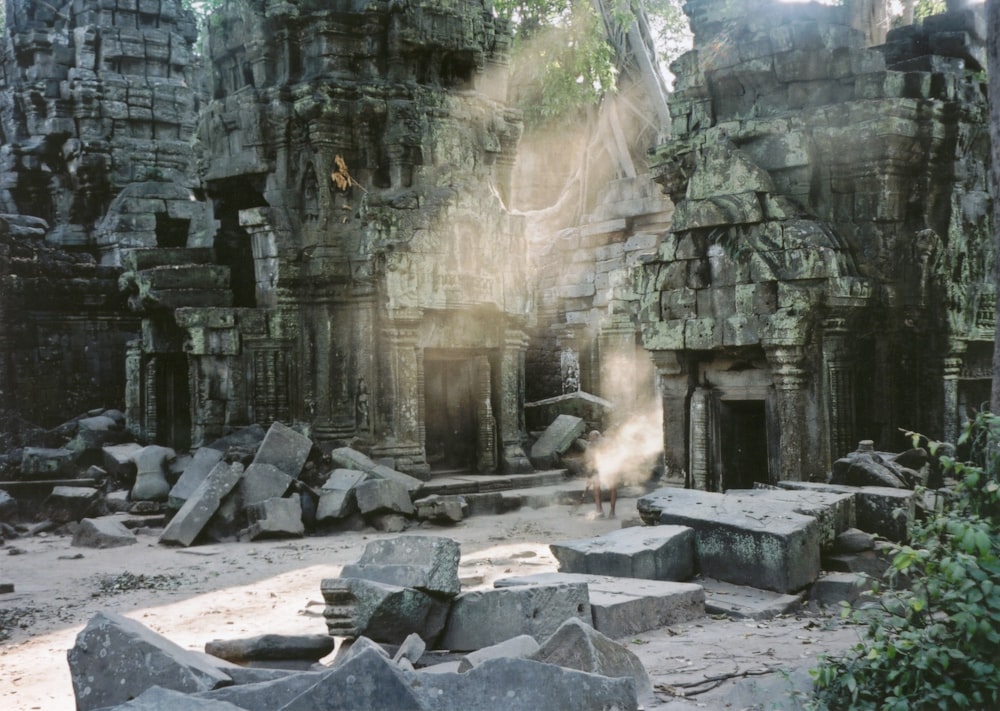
[424,357,478,472]
[155,214,189,248]
[154,353,191,452]
[718,399,769,490]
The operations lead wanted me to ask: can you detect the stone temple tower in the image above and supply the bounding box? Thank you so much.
[119,0,531,475]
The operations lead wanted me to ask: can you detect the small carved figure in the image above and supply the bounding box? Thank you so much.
[355,377,370,430]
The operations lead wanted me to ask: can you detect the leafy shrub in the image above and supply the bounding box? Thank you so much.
[810,413,1000,711]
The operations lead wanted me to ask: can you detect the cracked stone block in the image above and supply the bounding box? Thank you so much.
[239,463,294,508]
[160,461,244,546]
[251,422,312,478]
[329,449,424,494]
[414,494,468,524]
[810,571,873,606]
[439,583,591,651]
[316,469,367,521]
[242,496,304,540]
[529,414,586,469]
[72,516,137,548]
[97,686,248,710]
[43,486,102,523]
[726,487,855,550]
[777,480,914,542]
[355,479,415,516]
[321,577,450,645]
[102,443,144,484]
[495,572,705,638]
[340,535,461,597]
[168,447,225,509]
[638,488,821,593]
[550,525,695,581]
[67,611,232,711]
[457,634,540,672]
[22,447,77,479]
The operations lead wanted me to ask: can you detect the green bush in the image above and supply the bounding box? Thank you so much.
[810,413,1000,711]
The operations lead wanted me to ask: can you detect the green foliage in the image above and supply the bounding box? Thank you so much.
[914,0,947,21]
[810,413,1000,711]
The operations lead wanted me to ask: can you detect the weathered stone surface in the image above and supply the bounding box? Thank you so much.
[392,632,427,665]
[194,672,327,711]
[102,444,144,485]
[701,578,804,620]
[355,479,415,516]
[43,486,102,523]
[95,685,248,710]
[531,617,652,701]
[524,391,614,433]
[330,636,392,666]
[67,611,232,711]
[131,445,175,502]
[367,464,426,494]
[0,489,17,522]
[495,572,705,638]
[340,536,461,597]
[638,488,821,593]
[778,480,914,542]
[727,487,855,550]
[440,583,591,651]
[529,415,586,469]
[457,634,540,672]
[204,635,334,663]
[251,422,312,478]
[72,517,137,548]
[369,512,410,532]
[237,463,293,508]
[835,527,876,553]
[22,447,77,479]
[413,494,468,524]
[278,649,424,711]
[321,578,450,645]
[160,462,244,546]
[242,497,304,540]
[831,446,907,488]
[315,469,367,521]
[550,525,695,581]
[168,447,225,509]
[810,572,873,606]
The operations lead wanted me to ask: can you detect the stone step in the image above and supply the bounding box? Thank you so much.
[700,578,805,620]
[419,469,570,497]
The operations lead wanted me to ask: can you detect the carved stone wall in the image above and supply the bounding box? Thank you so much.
[637,0,992,485]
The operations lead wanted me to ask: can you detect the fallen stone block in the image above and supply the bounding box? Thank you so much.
[822,549,891,579]
[168,447,225,509]
[494,572,705,638]
[367,463,425,494]
[22,447,77,479]
[811,572,873,606]
[252,422,313,478]
[413,656,638,711]
[193,672,327,711]
[440,583,591,651]
[329,447,425,493]
[102,443,143,484]
[414,494,467,524]
[204,634,334,664]
[550,525,695,581]
[68,416,126,453]
[67,611,232,711]
[279,648,424,711]
[369,512,410,532]
[340,535,461,597]
[160,462,244,546]
[43,486,102,523]
[95,685,248,710]
[701,578,804,619]
[529,414,586,469]
[393,632,426,665]
[330,636,391,666]
[72,517,137,548]
[131,445,176,502]
[0,489,17,522]
[321,577,450,645]
[729,487,856,549]
[238,463,293,507]
[637,488,821,592]
[316,469,367,521]
[242,496,304,540]
[835,527,876,553]
[778,480,914,542]
[207,424,268,456]
[355,479,415,516]
[457,634,540,672]
[532,617,652,701]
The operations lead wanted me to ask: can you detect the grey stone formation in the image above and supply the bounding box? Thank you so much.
[130,444,175,502]
[72,516,137,548]
[94,686,248,711]
[250,422,312,478]
[457,634,540,672]
[21,447,76,478]
[550,525,695,581]
[636,0,993,486]
[238,463,294,508]
[340,536,461,598]
[42,485,102,522]
[726,487,856,550]
[242,496,304,540]
[638,488,822,593]
[439,582,591,651]
[67,611,232,711]
[529,414,586,469]
[413,494,468,524]
[320,577,450,646]
[354,479,415,517]
[778,480,915,542]
[160,461,244,546]
[204,634,335,664]
[315,469,366,522]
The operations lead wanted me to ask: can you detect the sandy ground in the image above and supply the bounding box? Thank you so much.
[0,494,862,710]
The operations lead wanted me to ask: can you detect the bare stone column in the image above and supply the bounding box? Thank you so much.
[766,345,808,482]
[651,350,689,488]
[823,318,856,463]
[372,317,427,476]
[499,330,532,473]
[311,302,337,441]
[238,207,279,308]
[942,348,966,443]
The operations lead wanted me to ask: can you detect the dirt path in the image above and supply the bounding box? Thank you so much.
[0,496,861,710]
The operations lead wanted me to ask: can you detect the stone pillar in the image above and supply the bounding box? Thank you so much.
[499,329,532,473]
[823,318,856,462]
[942,349,965,443]
[238,207,279,308]
[371,317,427,476]
[124,339,144,440]
[688,386,712,491]
[651,350,689,488]
[597,314,639,408]
[766,345,808,482]
[311,302,336,441]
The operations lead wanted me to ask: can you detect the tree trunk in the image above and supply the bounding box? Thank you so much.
[988,0,1000,412]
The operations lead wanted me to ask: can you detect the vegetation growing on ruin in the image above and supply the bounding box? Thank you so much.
[810,413,1000,711]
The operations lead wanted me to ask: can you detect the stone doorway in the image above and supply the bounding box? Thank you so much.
[424,352,497,474]
[154,353,191,452]
[716,399,770,490]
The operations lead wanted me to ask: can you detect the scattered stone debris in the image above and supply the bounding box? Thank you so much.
[93,572,186,597]
[0,606,39,642]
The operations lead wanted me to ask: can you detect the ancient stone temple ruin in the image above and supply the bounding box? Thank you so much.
[637,0,993,488]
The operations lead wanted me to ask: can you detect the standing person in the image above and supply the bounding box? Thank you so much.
[584,429,616,518]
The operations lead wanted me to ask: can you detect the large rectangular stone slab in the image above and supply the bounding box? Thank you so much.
[550,525,695,581]
[169,447,225,508]
[637,488,821,593]
[726,487,856,549]
[239,463,294,507]
[340,535,461,597]
[252,422,312,477]
[777,480,914,542]
[439,583,591,651]
[329,447,423,493]
[529,414,586,469]
[160,462,244,546]
[316,469,367,521]
[495,572,705,638]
